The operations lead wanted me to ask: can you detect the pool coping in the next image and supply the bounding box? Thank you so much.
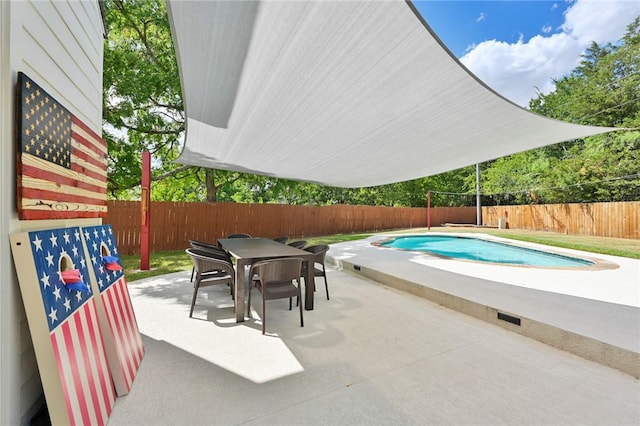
[327,235,640,378]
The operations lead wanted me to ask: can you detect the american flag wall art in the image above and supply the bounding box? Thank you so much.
[81,224,144,395]
[10,227,116,425]
[16,72,108,220]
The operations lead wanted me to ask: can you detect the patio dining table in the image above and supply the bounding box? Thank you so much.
[218,237,316,322]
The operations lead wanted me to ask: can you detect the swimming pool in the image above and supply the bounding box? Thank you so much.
[379,235,595,268]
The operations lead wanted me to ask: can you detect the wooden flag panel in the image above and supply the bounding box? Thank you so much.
[10,227,116,425]
[80,224,145,395]
[16,72,108,220]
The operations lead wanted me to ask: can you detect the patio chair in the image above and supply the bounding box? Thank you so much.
[227,233,252,238]
[188,239,233,281]
[186,248,235,317]
[273,236,289,244]
[247,257,304,334]
[303,244,330,300]
[287,240,307,249]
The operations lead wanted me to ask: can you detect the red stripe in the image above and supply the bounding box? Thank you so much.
[111,283,140,373]
[71,116,107,151]
[70,163,107,182]
[22,163,106,191]
[51,333,76,426]
[85,300,115,415]
[71,139,107,170]
[74,307,104,426]
[104,289,134,388]
[61,319,91,426]
[18,209,107,220]
[113,280,141,369]
[117,279,145,359]
[110,285,137,381]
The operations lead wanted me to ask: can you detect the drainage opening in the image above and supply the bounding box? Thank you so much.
[497,312,521,326]
[353,265,361,271]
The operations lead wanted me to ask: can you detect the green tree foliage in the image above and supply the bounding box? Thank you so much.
[484,17,640,203]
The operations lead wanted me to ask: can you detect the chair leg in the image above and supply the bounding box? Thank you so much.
[190,266,195,282]
[323,266,329,300]
[299,289,304,328]
[247,283,252,318]
[262,298,266,335]
[189,279,200,317]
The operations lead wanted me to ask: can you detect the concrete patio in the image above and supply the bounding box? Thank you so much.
[109,234,639,425]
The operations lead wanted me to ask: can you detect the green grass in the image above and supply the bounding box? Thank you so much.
[122,230,639,282]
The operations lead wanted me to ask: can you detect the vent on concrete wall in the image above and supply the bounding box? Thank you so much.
[353,265,361,271]
[497,312,521,326]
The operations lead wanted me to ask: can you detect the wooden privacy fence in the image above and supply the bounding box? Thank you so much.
[106,201,476,255]
[483,201,639,239]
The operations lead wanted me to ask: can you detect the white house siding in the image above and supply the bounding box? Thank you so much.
[0,1,104,424]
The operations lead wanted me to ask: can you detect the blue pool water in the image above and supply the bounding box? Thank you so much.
[380,235,594,267]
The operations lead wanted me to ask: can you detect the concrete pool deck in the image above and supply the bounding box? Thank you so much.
[327,233,640,378]
[108,238,639,425]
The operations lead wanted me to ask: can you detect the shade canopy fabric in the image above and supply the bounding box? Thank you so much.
[167,0,615,188]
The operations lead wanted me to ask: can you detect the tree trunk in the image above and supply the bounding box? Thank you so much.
[205,168,217,202]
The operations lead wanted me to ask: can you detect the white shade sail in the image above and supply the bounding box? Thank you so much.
[167,0,615,188]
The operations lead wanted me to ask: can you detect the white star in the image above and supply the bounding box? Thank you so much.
[92,241,98,252]
[63,231,70,244]
[113,247,119,255]
[75,291,83,302]
[74,229,81,241]
[98,278,104,289]
[63,298,71,311]
[49,233,58,247]
[99,265,104,275]
[52,285,61,300]
[93,229,99,239]
[80,258,86,268]
[91,255,97,265]
[101,228,106,237]
[84,230,90,241]
[107,237,113,247]
[72,245,78,257]
[48,306,58,323]
[108,227,113,235]
[32,235,43,251]
[40,271,50,288]
[45,251,54,267]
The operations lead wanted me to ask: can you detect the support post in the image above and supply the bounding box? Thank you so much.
[476,163,482,226]
[427,190,431,230]
[140,151,151,270]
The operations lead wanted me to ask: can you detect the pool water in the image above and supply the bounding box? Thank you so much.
[380,235,594,268]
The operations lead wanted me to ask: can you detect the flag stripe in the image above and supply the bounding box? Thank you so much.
[51,333,77,426]
[73,309,104,426]
[21,181,107,203]
[84,301,115,418]
[71,116,107,156]
[118,281,145,360]
[104,290,134,388]
[111,283,138,371]
[115,281,143,369]
[19,209,107,220]
[22,161,106,192]
[61,318,92,426]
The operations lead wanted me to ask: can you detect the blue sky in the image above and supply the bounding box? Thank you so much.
[414,0,640,107]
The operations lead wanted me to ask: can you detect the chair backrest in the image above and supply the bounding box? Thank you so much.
[304,244,329,263]
[227,233,251,238]
[273,236,289,244]
[288,240,307,249]
[250,257,303,286]
[186,248,234,276]
[189,240,232,262]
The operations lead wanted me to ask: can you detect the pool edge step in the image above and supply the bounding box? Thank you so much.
[328,255,640,379]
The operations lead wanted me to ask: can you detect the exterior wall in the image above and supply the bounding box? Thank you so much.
[0,1,104,424]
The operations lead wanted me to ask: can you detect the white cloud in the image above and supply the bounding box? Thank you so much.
[477,12,486,22]
[542,24,553,33]
[460,0,640,107]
